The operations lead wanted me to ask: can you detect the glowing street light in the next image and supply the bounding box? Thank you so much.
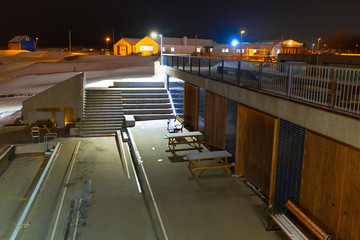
[151,32,163,63]
[35,37,39,51]
[106,37,110,50]
[317,38,321,52]
[240,30,245,56]
[231,39,239,57]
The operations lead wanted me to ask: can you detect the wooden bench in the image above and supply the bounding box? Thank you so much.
[268,200,333,240]
[167,115,184,133]
[165,131,204,152]
[184,150,235,179]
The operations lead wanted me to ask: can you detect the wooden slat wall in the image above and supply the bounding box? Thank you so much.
[300,130,360,239]
[235,104,279,197]
[183,83,199,131]
[204,91,227,149]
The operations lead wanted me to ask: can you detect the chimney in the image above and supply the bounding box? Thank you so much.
[183,36,187,46]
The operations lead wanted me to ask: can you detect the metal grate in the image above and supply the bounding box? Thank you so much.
[168,77,184,118]
[274,119,305,209]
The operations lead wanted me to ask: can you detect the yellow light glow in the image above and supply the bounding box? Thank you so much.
[151,32,157,38]
[288,40,293,46]
[106,38,110,42]
[241,30,245,34]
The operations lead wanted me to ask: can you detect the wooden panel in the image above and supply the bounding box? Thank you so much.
[338,147,360,240]
[300,130,360,239]
[235,104,278,197]
[300,131,345,235]
[204,91,227,149]
[183,83,199,131]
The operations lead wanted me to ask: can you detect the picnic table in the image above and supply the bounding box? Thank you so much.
[184,150,235,178]
[165,131,204,152]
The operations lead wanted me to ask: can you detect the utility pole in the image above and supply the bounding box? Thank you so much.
[69,30,72,52]
[112,30,115,49]
[195,35,197,56]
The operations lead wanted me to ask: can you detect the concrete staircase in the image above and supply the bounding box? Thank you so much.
[80,82,174,137]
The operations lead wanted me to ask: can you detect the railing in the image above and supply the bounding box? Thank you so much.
[162,54,360,116]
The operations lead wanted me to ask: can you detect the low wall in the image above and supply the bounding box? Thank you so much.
[22,73,86,125]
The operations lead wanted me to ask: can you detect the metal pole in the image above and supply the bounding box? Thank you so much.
[68,30,71,53]
[287,65,293,97]
[160,35,163,65]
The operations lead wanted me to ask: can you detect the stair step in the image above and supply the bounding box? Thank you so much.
[123,109,173,114]
[82,117,124,121]
[123,103,172,109]
[84,107,124,111]
[81,133,116,137]
[81,126,123,131]
[121,93,168,98]
[113,88,167,93]
[122,98,170,103]
[113,82,164,88]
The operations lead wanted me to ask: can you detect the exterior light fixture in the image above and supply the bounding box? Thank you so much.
[231,39,239,47]
[150,32,163,64]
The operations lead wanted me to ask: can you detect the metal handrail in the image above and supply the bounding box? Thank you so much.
[162,54,360,116]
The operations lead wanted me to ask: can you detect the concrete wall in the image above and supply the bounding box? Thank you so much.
[22,72,85,124]
[163,66,360,149]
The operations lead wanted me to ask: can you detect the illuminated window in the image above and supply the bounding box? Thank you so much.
[242,49,245,53]
[162,47,165,52]
[171,47,175,52]
[277,49,280,54]
[209,48,213,52]
[197,48,201,53]
[236,49,241,53]
[140,45,154,51]
[254,49,257,53]
[222,48,229,53]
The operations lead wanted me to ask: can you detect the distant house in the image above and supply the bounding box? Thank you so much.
[212,39,305,58]
[151,36,216,55]
[113,38,141,56]
[8,35,35,51]
[114,36,159,56]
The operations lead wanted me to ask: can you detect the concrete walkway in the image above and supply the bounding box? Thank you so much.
[130,120,287,240]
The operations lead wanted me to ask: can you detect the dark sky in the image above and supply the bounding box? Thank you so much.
[1,0,360,48]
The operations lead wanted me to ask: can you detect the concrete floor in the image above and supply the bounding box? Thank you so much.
[1,120,287,240]
[0,153,47,239]
[130,120,287,240]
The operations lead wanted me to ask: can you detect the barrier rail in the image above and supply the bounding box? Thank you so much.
[162,55,360,116]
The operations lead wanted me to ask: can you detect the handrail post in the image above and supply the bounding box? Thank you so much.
[190,57,192,73]
[330,69,337,108]
[198,58,201,75]
[177,56,179,69]
[171,56,174,68]
[183,56,185,70]
[208,58,211,76]
[258,62,263,91]
[287,65,293,97]
[237,61,241,85]
[221,59,224,81]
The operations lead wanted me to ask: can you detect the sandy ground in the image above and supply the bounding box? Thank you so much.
[0,50,157,128]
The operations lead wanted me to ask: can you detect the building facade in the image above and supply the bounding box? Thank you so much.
[8,35,35,51]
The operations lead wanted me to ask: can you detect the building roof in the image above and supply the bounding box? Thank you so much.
[122,38,141,45]
[151,36,216,47]
[8,35,31,43]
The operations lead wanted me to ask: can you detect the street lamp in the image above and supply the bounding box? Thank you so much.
[151,32,163,64]
[317,38,321,52]
[231,39,239,57]
[240,30,245,56]
[312,43,315,53]
[35,38,39,51]
[106,37,110,50]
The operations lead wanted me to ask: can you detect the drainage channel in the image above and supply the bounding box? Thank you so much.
[116,128,169,240]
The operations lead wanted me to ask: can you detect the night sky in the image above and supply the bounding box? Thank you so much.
[1,0,359,48]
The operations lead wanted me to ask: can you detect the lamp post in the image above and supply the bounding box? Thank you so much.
[240,30,245,56]
[317,38,321,52]
[151,32,163,64]
[106,37,110,50]
[35,38,39,51]
[312,43,315,53]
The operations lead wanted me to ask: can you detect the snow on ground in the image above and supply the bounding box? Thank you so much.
[0,50,157,127]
